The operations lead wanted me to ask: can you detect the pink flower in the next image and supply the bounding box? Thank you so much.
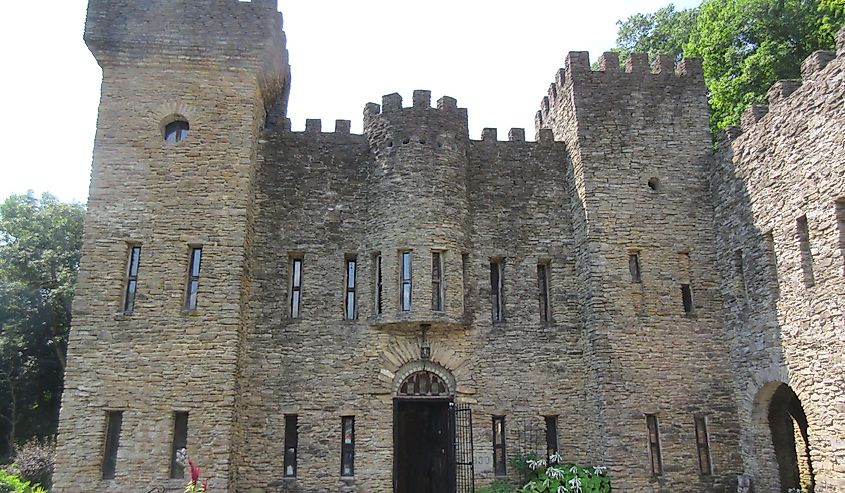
[201,479,209,492]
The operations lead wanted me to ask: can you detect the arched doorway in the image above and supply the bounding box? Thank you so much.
[767,383,814,493]
[394,370,454,493]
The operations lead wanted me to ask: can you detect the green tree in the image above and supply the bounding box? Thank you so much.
[0,192,84,460]
[614,0,845,132]
[686,0,843,132]
[614,4,699,62]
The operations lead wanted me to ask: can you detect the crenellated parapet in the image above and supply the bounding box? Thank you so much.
[534,50,704,138]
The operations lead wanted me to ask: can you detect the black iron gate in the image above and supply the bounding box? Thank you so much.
[450,402,475,493]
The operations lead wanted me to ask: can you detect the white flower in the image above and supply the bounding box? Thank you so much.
[557,486,569,493]
[568,476,583,493]
[569,466,578,474]
[593,465,607,475]
[549,452,563,464]
[547,466,565,480]
[528,458,548,471]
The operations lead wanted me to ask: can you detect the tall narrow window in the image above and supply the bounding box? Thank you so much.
[681,284,694,314]
[102,411,123,480]
[345,257,357,320]
[493,416,507,476]
[290,256,303,318]
[764,231,778,284]
[545,415,559,458]
[537,262,551,323]
[797,215,815,287]
[284,415,298,477]
[341,416,355,477]
[461,253,469,311]
[432,252,444,311]
[694,416,712,475]
[123,245,141,314]
[170,412,188,479]
[374,253,383,315]
[837,199,845,272]
[184,247,202,311]
[734,249,747,297]
[400,251,412,312]
[646,414,663,476]
[490,260,504,322]
[629,253,642,283]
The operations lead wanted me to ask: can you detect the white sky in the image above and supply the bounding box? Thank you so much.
[0,0,700,205]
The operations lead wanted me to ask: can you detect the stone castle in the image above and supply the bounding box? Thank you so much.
[54,1,845,492]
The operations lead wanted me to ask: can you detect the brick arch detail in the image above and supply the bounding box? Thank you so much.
[151,101,201,134]
[375,336,473,396]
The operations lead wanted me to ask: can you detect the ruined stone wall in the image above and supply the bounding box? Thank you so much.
[55,1,288,491]
[537,53,743,492]
[712,29,845,493]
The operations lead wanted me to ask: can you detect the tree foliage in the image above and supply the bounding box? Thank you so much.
[0,192,84,460]
[614,4,699,61]
[614,0,845,132]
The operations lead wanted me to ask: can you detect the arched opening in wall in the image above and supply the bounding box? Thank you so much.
[768,383,815,493]
[393,368,458,493]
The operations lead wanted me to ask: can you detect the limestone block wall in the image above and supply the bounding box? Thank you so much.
[538,52,743,492]
[234,107,589,492]
[55,1,288,491]
[712,29,845,493]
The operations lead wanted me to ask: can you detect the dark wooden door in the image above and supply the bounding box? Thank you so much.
[394,400,452,493]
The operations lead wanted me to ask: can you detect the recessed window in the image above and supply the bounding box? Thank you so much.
[184,247,202,311]
[284,414,298,477]
[290,256,303,318]
[123,245,141,314]
[374,253,383,316]
[490,260,504,322]
[796,215,815,287]
[681,283,694,314]
[493,416,507,476]
[400,251,412,312]
[646,414,663,476]
[345,257,357,320]
[431,252,444,311]
[170,412,188,479]
[341,416,355,477]
[734,249,747,298]
[102,411,123,480]
[694,416,712,475]
[545,415,559,459]
[164,119,189,144]
[629,253,642,283]
[537,262,551,323]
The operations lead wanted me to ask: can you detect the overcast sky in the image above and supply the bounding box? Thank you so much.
[0,0,700,204]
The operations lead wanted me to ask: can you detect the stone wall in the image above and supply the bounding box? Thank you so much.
[54,1,288,491]
[537,52,743,492]
[711,28,845,493]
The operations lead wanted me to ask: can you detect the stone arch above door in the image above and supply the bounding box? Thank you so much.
[374,335,474,396]
[393,361,456,397]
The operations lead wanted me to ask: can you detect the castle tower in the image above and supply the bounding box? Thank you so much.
[54,1,289,491]
[363,91,472,328]
[537,53,743,490]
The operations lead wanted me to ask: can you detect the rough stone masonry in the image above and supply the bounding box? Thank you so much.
[53,1,845,492]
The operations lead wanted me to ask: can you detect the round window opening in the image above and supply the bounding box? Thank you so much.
[164,119,190,144]
[647,177,660,191]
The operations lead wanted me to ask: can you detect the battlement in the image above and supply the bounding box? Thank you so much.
[475,127,558,145]
[363,90,468,123]
[725,27,845,140]
[535,51,704,130]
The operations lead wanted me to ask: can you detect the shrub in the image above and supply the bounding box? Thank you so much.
[519,453,611,493]
[13,439,54,489]
[0,469,47,493]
